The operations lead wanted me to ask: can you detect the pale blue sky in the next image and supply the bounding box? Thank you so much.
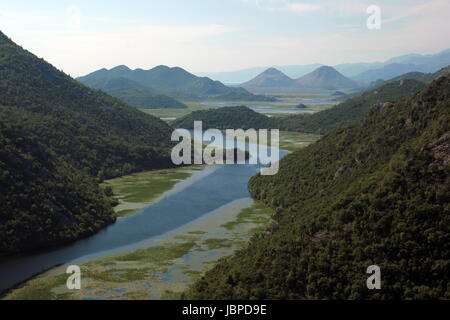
[1,0,449,76]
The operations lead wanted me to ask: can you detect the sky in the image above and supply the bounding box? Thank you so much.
[0,0,449,77]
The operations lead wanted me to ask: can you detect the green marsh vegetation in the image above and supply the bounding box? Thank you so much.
[3,201,274,300]
[101,166,203,218]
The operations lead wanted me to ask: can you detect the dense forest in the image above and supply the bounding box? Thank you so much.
[186,77,450,299]
[0,31,175,254]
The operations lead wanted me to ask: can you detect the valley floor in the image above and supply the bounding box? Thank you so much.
[3,132,320,300]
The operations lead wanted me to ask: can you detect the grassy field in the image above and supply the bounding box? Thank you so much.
[101,166,204,218]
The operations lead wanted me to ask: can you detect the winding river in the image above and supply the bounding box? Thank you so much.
[0,132,287,293]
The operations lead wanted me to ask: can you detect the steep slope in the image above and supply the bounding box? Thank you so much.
[295,66,360,89]
[241,68,295,88]
[78,65,275,101]
[279,79,426,134]
[0,31,175,254]
[186,76,450,300]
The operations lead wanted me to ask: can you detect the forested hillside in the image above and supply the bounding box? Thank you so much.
[81,77,188,109]
[186,77,450,299]
[107,88,188,109]
[0,31,175,254]
[172,106,274,130]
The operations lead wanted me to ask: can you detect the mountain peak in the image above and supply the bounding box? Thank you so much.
[110,65,131,72]
[242,67,294,88]
[295,66,359,89]
[264,67,283,74]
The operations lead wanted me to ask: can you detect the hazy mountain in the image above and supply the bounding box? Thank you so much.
[353,50,450,83]
[0,31,174,254]
[353,63,429,84]
[78,65,275,101]
[369,65,450,89]
[241,68,295,88]
[197,64,322,84]
[196,49,450,83]
[294,66,360,89]
[334,62,384,78]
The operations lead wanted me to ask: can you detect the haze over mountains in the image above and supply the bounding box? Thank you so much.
[200,48,450,85]
[241,68,295,88]
[242,66,360,90]
[78,65,274,102]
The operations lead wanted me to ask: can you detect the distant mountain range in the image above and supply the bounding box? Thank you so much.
[198,49,450,85]
[78,65,275,103]
[242,66,361,89]
[198,64,322,84]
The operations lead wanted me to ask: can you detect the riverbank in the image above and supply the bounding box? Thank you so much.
[101,166,204,218]
[4,199,272,300]
[2,132,316,300]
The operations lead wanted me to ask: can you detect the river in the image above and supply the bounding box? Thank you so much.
[0,131,287,293]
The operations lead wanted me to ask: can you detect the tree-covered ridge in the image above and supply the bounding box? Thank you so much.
[186,77,450,300]
[172,106,274,130]
[81,77,188,109]
[107,87,188,109]
[0,31,175,254]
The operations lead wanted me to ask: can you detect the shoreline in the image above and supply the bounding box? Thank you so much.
[4,198,273,300]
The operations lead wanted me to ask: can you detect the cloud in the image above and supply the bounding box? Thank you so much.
[382,0,450,24]
[15,23,239,76]
[287,3,322,13]
[287,3,322,14]
[242,0,322,14]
